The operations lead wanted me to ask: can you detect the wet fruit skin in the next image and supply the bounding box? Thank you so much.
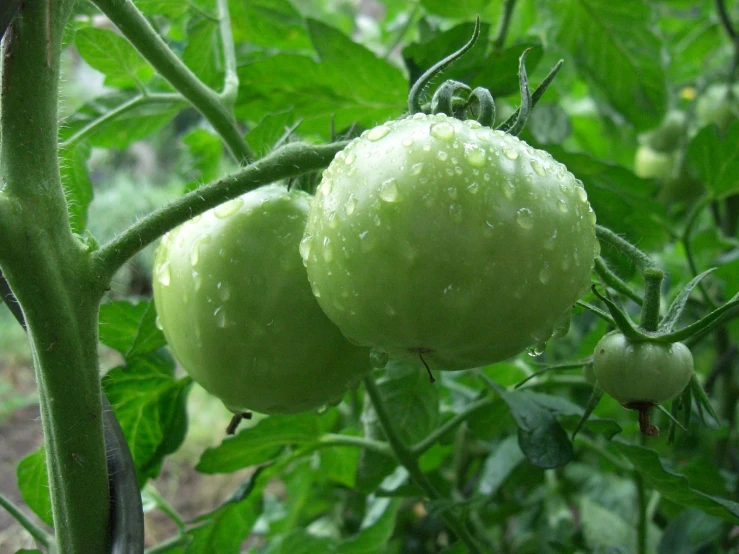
[592,332,694,406]
[153,184,372,415]
[302,113,599,371]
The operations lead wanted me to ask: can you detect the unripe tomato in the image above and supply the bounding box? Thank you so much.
[634,145,676,181]
[592,332,693,407]
[302,114,599,371]
[641,110,686,153]
[696,84,739,131]
[153,185,372,414]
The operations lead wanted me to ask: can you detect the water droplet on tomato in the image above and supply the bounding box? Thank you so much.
[483,220,494,237]
[370,349,390,368]
[315,405,330,415]
[327,212,338,228]
[299,235,313,262]
[467,182,479,194]
[379,178,399,202]
[437,150,449,161]
[367,125,391,141]
[344,152,356,165]
[466,120,482,129]
[577,187,588,202]
[193,271,203,291]
[311,283,321,298]
[515,208,534,229]
[345,195,357,215]
[449,203,463,224]
[539,264,551,284]
[503,148,519,160]
[214,197,244,218]
[217,281,231,301]
[503,180,515,200]
[401,137,414,147]
[155,316,163,330]
[214,306,227,328]
[588,207,597,225]
[531,159,546,176]
[322,237,334,262]
[557,198,569,213]
[464,144,487,167]
[411,162,424,176]
[412,113,426,120]
[430,122,455,141]
[156,261,171,286]
[447,186,458,199]
[320,178,333,196]
[527,341,547,357]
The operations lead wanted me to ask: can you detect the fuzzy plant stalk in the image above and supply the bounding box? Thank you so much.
[0,0,112,552]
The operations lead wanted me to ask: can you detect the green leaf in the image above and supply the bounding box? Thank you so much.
[340,498,401,554]
[377,360,440,446]
[103,352,192,484]
[320,437,360,488]
[246,111,300,158]
[59,142,93,234]
[526,104,571,144]
[75,27,154,88]
[182,129,224,190]
[546,147,669,250]
[183,484,262,554]
[491,385,573,469]
[613,441,739,522]
[235,21,406,138]
[477,435,525,496]
[196,413,322,473]
[134,0,190,19]
[60,92,184,149]
[16,448,53,527]
[579,496,659,553]
[421,0,491,18]
[687,121,739,199]
[356,397,397,492]
[555,0,667,131]
[657,508,723,554]
[98,300,167,359]
[229,0,312,50]
[183,16,223,89]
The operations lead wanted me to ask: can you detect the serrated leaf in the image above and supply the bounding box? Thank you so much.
[246,111,300,158]
[16,448,53,527]
[687,122,739,199]
[59,142,93,234]
[556,0,667,131]
[196,413,322,473]
[236,21,405,138]
[103,352,192,484]
[657,508,723,554]
[183,16,223,89]
[377,360,440,446]
[341,498,400,554]
[75,27,154,88]
[182,129,224,190]
[320,438,360,488]
[613,441,739,522]
[98,300,167,359]
[229,0,311,50]
[477,435,525,496]
[60,92,184,149]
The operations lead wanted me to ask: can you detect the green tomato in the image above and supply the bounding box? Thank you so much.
[634,145,676,181]
[302,114,599,371]
[641,110,686,153]
[592,332,693,407]
[583,362,597,386]
[153,184,371,415]
[696,84,739,131]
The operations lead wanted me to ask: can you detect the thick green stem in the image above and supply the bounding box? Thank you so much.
[635,472,648,554]
[363,376,486,553]
[216,0,238,106]
[412,396,495,456]
[595,226,656,271]
[0,2,111,552]
[640,268,663,332]
[91,0,253,163]
[92,141,347,281]
[594,257,643,305]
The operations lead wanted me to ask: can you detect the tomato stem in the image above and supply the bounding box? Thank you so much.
[640,268,664,332]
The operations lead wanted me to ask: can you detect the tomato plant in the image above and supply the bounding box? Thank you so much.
[696,83,739,130]
[153,184,371,414]
[303,113,598,371]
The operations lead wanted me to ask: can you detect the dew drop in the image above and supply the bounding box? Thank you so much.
[345,195,357,215]
[430,122,455,141]
[467,182,479,194]
[476,131,490,142]
[539,264,551,284]
[322,237,334,262]
[543,229,557,251]
[527,341,547,357]
[401,137,414,147]
[483,173,491,181]
[437,150,449,162]
[327,212,338,228]
[412,113,426,120]
[577,187,588,202]
[503,148,519,160]
[217,281,231,301]
[449,203,463,224]
[189,235,211,267]
[466,120,482,129]
[531,159,546,177]
[193,271,203,291]
[311,283,321,298]
[214,306,227,328]
[155,316,163,330]
[379,178,399,202]
[315,405,329,415]
[464,144,487,167]
[503,180,515,200]
[332,295,346,312]
[411,162,424,176]
[483,220,494,237]
[299,235,313,262]
[344,152,356,165]
[447,186,458,199]
[557,198,569,213]
[370,349,390,368]
[214,197,244,218]
[516,208,534,229]
[156,261,171,286]
[367,125,391,141]
[320,178,333,196]
[588,208,597,225]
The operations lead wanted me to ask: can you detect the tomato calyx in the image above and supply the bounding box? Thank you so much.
[406,16,563,135]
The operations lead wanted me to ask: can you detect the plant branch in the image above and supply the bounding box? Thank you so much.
[493,0,518,50]
[363,376,486,553]
[92,141,347,281]
[594,257,643,305]
[319,434,394,457]
[635,472,648,554]
[60,93,185,149]
[595,226,656,271]
[91,0,253,163]
[0,492,53,549]
[412,396,495,456]
[216,0,238,107]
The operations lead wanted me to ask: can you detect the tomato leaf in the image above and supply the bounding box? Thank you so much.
[613,441,739,522]
[98,300,167,359]
[477,435,525,496]
[196,413,322,473]
[657,509,724,554]
[687,121,739,199]
[16,448,53,527]
[59,142,93,234]
[75,28,155,89]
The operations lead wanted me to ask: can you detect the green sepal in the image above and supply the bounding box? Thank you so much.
[502,48,533,136]
[659,268,717,333]
[689,374,720,428]
[576,300,616,327]
[431,80,472,117]
[667,386,691,444]
[497,59,563,133]
[467,87,495,127]
[591,286,648,340]
[655,291,739,343]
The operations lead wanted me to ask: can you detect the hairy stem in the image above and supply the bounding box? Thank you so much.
[0,492,53,548]
[640,268,664,332]
[594,257,643,305]
[92,141,347,281]
[595,226,656,271]
[363,375,486,553]
[91,0,253,163]
[216,0,238,106]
